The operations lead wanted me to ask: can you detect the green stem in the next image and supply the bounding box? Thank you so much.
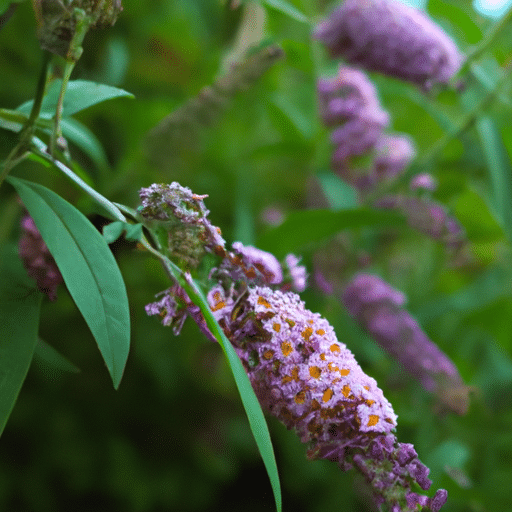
[31,137,126,222]
[0,51,51,188]
[50,8,92,156]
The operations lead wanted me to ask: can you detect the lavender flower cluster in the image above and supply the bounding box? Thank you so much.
[142,182,447,510]
[342,273,470,414]
[208,284,447,511]
[317,67,389,165]
[314,0,463,90]
[18,214,63,301]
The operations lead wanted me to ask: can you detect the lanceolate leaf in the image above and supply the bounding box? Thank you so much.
[257,208,406,257]
[6,176,130,389]
[17,79,133,118]
[0,244,43,437]
[171,269,282,512]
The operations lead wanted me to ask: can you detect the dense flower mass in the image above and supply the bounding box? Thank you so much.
[209,284,447,511]
[314,0,463,90]
[342,273,470,414]
[18,214,63,301]
[141,181,448,510]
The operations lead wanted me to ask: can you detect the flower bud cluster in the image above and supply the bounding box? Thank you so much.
[342,273,470,414]
[314,0,463,90]
[139,182,226,267]
[18,214,63,302]
[35,0,123,58]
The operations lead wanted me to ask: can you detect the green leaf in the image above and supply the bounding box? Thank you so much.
[6,176,130,389]
[257,208,406,257]
[176,276,282,512]
[475,117,512,243]
[260,0,309,23]
[34,338,81,374]
[0,244,43,437]
[454,187,504,243]
[0,107,27,132]
[17,80,134,118]
[317,171,358,210]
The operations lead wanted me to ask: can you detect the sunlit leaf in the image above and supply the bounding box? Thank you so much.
[6,176,130,389]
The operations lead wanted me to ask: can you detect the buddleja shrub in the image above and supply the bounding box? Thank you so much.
[1,1,511,511]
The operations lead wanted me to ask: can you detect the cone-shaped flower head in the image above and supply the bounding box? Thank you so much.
[342,273,470,414]
[18,214,63,301]
[209,284,447,510]
[314,0,463,90]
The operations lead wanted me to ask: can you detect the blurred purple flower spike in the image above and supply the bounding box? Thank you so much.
[373,134,416,182]
[314,0,463,90]
[318,67,389,163]
[342,273,470,414]
[18,214,63,301]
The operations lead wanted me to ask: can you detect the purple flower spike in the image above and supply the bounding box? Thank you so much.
[18,214,63,301]
[317,67,388,127]
[342,273,471,414]
[314,0,463,90]
[318,67,389,164]
[208,283,447,510]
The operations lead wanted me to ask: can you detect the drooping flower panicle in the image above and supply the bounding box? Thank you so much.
[314,0,463,90]
[141,181,448,510]
[209,284,447,511]
[343,273,470,414]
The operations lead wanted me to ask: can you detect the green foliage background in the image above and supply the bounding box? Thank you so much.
[2,0,512,511]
